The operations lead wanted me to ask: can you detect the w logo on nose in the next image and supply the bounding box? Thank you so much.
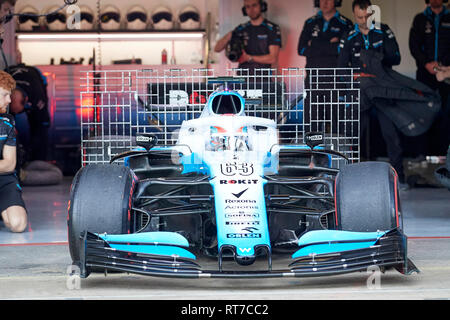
[238,248,252,253]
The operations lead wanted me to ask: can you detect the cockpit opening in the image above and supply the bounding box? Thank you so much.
[210,94,243,115]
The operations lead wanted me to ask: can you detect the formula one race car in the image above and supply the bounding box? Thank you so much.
[68,85,418,279]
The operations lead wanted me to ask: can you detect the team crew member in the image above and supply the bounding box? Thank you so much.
[436,65,450,83]
[0,0,15,38]
[0,70,27,233]
[8,60,51,162]
[298,0,353,135]
[298,0,353,69]
[214,0,281,74]
[338,0,406,185]
[409,0,450,156]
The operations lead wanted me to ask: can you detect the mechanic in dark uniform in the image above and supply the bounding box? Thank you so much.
[297,0,353,134]
[0,70,27,233]
[338,0,406,185]
[409,0,450,156]
[214,0,281,74]
[298,0,353,69]
[7,62,50,162]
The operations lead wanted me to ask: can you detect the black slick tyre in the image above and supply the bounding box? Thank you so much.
[68,164,137,264]
[335,161,400,232]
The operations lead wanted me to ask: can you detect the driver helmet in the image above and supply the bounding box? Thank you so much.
[126,5,148,30]
[178,5,201,30]
[100,5,121,30]
[79,5,95,31]
[17,5,40,31]
[151,5,173,30]
[45,5,67,31]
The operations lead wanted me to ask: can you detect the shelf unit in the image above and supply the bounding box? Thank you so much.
[15,28,213,174]
[16,30,208,66]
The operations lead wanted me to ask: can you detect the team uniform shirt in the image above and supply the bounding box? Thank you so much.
[232,19,282,71]
[0,113,16,163]
[338,23,401,72]
[298,10,353,68]
[409,6,450,87]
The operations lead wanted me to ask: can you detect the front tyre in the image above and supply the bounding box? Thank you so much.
[335,162,401,232]
[68,164,137,264]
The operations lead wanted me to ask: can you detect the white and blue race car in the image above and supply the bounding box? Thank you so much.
[68,86,418,279]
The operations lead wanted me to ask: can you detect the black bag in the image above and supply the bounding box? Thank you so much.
[359,50,441,137]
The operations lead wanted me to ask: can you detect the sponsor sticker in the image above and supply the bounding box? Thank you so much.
[227,233,262,238]
[220,179,259,185]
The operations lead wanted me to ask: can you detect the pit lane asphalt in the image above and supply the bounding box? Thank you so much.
[0,238,449,300]
[0,181,449,300]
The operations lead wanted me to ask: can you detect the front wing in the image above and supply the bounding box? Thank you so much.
[78,229,418,279]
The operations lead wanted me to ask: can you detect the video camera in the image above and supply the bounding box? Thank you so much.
[226,32,244,63]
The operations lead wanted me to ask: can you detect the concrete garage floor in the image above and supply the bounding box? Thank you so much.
[0,177,449,300]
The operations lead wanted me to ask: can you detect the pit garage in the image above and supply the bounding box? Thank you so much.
[0,0,449,303]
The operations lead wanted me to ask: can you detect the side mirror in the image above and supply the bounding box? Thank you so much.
[304,132,324,150]
[136,133,157,151]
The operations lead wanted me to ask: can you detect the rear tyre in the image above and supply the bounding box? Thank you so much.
[335,162,400,232]
[68,164,136,264]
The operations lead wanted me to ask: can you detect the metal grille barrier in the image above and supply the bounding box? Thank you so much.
[80,68,360,168]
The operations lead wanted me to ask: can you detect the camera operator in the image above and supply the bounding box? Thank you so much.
[214,0,281,74]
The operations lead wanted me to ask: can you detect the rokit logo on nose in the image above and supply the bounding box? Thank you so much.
[220,179,259,185]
